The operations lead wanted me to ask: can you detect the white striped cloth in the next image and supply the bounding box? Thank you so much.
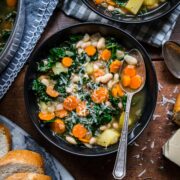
[62,0,180,47]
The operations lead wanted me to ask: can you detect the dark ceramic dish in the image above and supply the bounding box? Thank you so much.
[24,23,158,156]
[81,0,180,23]
[0,0,25,73]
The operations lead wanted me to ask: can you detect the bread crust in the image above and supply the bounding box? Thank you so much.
[0,124,11,152]
[5,173,52,180]
[0,150,44,169]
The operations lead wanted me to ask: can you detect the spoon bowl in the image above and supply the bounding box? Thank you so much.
[162,41,180,79]
[113,49,146,179]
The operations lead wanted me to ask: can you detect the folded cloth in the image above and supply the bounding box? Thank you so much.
[62,0,180,47]
[0,0,59,99]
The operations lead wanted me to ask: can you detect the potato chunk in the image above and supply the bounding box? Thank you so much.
[125,0,144,15]
[96,129,120,147]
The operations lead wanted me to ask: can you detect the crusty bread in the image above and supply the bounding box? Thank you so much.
[5,173,52,180]
[0,150,44,180]
[0,124,11,158]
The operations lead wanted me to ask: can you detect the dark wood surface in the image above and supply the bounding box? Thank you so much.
[0,9,180,180]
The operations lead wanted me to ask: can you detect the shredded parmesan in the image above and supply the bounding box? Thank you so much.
[138,169,146,177]
[173,86,179,94]
[153,114,161,120]
[133,154,140,159]
[133,142,140,147]
[151,141,155,149]
[161,96,175,106]
[158,82,163,91]
[141,146,147,151]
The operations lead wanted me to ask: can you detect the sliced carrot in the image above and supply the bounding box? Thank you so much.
[123,65,136,77]
[55,109,68,118]
[130,75,142,90]
[6,0,17,7]
[63,96,78,111]
[38,112,55,121]
[112,83,124,97]
[101,49,111,61]
[110,60,122,73]
[46,86,59,98]
[92,69,105,79]
[94,0,104,4]
[106,0,116,6]
[85,45,97,56]
[62,57,73,67]
[76,101,89,117]
[122,75,131,87]
[51,119,65,134]
[72,124,88,139]
[91,87,109,104]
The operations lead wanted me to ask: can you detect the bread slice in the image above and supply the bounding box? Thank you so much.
[5,173,52,180]
[0,124,11,158]
[0,150,44,180]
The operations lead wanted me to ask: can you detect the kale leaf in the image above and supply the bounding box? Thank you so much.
[32,80,52,102]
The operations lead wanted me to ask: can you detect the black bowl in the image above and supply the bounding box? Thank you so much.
[81,0,180,23]
[24,23,158,156]
[0,0,25,73]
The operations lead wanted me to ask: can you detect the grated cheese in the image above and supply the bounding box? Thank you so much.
[138,169,146,177]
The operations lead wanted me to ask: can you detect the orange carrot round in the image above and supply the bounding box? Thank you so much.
[94,0,104,4]
[46,86,59,98]
[130,75,142,90]
[85,45,97,56]
[62,57,73,67]
[101,49,111,61]
[76,101,89,117]
[72,124,88,139]
[123,65,136,77]
[92,69,105,79]
[51,119,65,134]
[122,75,131,87]
[6,0,17,7]
[55,109,68,118]
[110,60,122,73]
[112,83,124,97]
[91,87,109,104]
[63,96,78,111]
[38,112,55,121]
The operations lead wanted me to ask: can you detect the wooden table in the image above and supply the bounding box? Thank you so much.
[0,9,180,180]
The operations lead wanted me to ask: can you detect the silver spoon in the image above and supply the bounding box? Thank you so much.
[113,49,146,179]
[162,41,180,79]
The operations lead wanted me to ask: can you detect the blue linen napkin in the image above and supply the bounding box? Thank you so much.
[62,0,180,47]
[0,0,59,99]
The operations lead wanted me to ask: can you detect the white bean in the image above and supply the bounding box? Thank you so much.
[41,79,49,86]
[78,48,83,54]
[114,73,119,81]
[107,123,111,128]
[56,103,63,110]
[84,143,92,148]
[97,37,106,49]
[96,73,113,84]
[124,55,138,65]
[100,125,107,131]
[72,75,80,83]
[93,64,99,70]
[83,33,90,42]
[112,122,119,129]
[105,101,111,106]
[108,5,115,11]
[81,41,91,49]
[116,50,124,59]
[65,136,77,145]
[89,137,97,145]
[107,79,119,89]
[76,41,83,48]
[118,102,123,109]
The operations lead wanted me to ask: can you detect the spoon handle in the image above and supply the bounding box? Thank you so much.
[113,93,133,179]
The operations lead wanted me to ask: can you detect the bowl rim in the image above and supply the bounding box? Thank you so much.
[24,22,158,156]
[0,0,25,72]
[81,0,180,24]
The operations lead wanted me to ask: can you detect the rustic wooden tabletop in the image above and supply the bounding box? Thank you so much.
[0,9,180,180]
